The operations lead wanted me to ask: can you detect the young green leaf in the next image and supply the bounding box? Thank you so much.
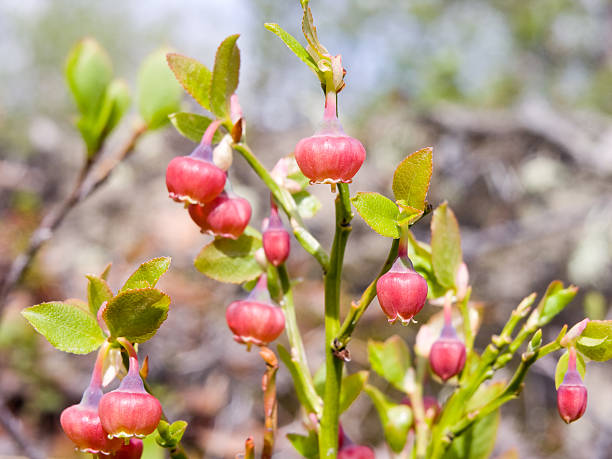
[287,431,318,459]
[264,23,321,77]
[166,53,212,110]
[194,234,263,284]
[120,257,171,292]
[576,320,612,361]
[86,274,113,317]
[95,79,131,140]
[392,147,433,211]
[405,230,447,299]
[351,192,400,238]
[209,34,240,118]
[364,385,412,453]
[431,202,462,289]
[367,335,411,392]
[100,263,112,281]
[554,350,587,389]
[533,281,578,327]
[156,419,188,448]
[21,302,105,354]
[442,410,500,459]
[293,191,322,219]
[102,288,170,342]
[137,49,183,129]
[168,112,223,144]
[339,371,369,414]
[65,38,113,118]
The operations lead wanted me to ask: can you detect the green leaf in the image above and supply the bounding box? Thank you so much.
[293,191,322,219]
[21,302,105,354]
[138,49,183,129]
[392,147,433,211]
[367,336,411,392]
[65,38,113,118]
[95,78,131,140]
[102,288,170,342]
[194,234,263,284]
[554,350,586,389]
[576,320,612,361]
[100,263,112,281]
[442,410,500,459]
[264,23,321,77]
[120,257,171,292]
[351,192,400,238]
[86,274,113,316]
[168,112,223,144]
[209,34,240,118]
[533,281,578,327]
[156,420,188,448]
[405,231,447,299]
[339,371,368,414]
[431,202,462,289]
[364,385,412,453]
[396,201,424,226]
[166,53,212,110]
[467,382,505,412]
[287,431,318,459]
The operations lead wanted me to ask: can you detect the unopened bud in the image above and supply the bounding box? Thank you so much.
[212,135,233,171]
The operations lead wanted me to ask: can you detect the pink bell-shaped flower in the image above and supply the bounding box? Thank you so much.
[99,351,162,439]
[166,120,227,205]
[262,200,290,266]
[188,191,252,239]
[226,275,285,347]
[294,92,366,184]
[429,306,466,382]
[111,438,143,459]
[557,348,587,424]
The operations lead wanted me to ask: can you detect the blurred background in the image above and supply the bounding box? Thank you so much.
[1,0,611,457]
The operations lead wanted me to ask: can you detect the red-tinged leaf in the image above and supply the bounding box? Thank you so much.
[392,147,433,211]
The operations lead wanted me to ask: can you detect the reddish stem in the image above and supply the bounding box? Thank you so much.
[443,292,453,325]
[568,347,577,372]
[201,120,223,146]
[323,91,337,121]
[89,342,111,389]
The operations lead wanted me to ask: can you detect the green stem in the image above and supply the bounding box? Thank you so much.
[441,339,561,451]
[319,183,352,459]
[410,356,429,459]
[277,265,322,415]
[335,238,399,349]
[429,293,537,457]
[233,142,329,270]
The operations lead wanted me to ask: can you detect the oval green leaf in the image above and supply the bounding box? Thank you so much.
[120,257,171,292]
[168,112,223,144]
[102,288,170,342]
[367,335,411,392]
[392,147,433,211]
[431,202,462,289]
[166,53,212,110]
[21,302,105,354]
[194,234,263,284]
[576,320,612,362]
[209,34,240,118]
[352,192,400,238]
[86,274,113,316]
[137,49,183,129]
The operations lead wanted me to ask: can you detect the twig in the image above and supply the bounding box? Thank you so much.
[259,347,278,459]
[0,121,147,322]
[0,398,45,459]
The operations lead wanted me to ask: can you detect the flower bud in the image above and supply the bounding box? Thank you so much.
[99,356,162,439]
[188,191,252,240]
[429,321,466,381]
[166,144,226,205]
[294,93,365,184]
[111,438,143,459]
[226,275,285,347]
[262,204,290,266]
[376,257,428,324]
[212,135,233,171]
[557,348,587,423]
[60,386,122,455]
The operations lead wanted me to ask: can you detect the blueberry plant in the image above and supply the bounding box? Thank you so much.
[17,1,612,458]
